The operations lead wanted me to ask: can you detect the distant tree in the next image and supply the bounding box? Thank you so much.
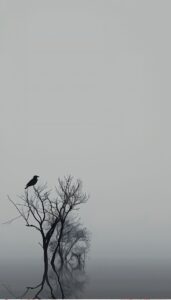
[49,249,88,299]
[49,217,90,268]
[8,175,88,299]
[49,216,90,298]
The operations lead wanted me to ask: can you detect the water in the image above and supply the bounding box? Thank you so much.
[0,259,171,298]
[85,259,171,298]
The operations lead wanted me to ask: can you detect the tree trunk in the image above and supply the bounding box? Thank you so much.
[34,241,56,298]
[43,244,48,284]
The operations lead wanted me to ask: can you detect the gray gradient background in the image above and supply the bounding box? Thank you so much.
[0,0,171,273]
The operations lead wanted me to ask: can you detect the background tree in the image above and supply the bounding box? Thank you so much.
[49,216,90,298]
[49,217,90,268]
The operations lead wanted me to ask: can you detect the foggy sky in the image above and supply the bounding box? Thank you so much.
[0,0,171,265]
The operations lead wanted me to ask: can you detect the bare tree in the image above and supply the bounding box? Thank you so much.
[8,175,88,299]
[50,217,90,268]
[49,253,88,299]
[49,217,90,299]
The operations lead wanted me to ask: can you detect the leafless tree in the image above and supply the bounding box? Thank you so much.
[50,217,90,268]
[8,175,88,299]
[49,215,90,298]
[49,254,88,299]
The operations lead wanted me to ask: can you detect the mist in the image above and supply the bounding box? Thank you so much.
[0,0,171,297]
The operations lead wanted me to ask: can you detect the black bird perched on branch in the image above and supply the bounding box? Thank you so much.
[25,175,39,189]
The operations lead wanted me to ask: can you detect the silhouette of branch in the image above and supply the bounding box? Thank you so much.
[1,283,17,298]
[2,214,21,225]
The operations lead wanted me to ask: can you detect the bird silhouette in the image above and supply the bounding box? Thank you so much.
[25,175,39,189]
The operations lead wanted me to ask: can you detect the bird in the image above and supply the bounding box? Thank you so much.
[25,175,39,189]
